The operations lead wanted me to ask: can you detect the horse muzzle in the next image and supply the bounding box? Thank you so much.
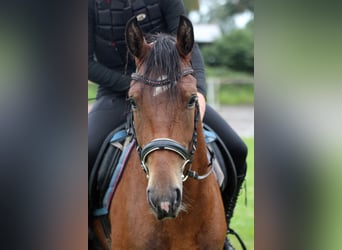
[147,187,182,220]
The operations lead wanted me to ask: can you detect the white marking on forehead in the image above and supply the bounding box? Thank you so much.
[153,85,170,96]
[158,75,167,81]
[152,75,170,96]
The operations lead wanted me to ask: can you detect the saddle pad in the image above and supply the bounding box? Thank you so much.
[93,139,135,216]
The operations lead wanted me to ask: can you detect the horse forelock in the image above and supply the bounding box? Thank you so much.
[142,34,182,89]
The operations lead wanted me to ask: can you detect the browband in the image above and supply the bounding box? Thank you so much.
[131,67,194,86]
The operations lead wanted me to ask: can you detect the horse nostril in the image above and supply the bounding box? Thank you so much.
[173,188,182,209]
[147,187,182,219]
[147,189,157,209]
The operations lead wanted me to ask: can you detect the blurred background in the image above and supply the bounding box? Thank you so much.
[186,1,254,249]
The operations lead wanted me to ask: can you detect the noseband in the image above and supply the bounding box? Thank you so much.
[130,67,213,181]
[139,138,193,181]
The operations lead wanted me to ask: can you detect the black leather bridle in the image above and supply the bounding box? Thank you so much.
[129,67,213,181]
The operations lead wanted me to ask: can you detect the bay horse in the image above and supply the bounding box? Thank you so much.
[95,16,227,249]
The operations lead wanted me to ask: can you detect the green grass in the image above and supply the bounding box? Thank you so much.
[88,81,97,103]
[218,84,254,105]
[229,137,254,250]
[206,66,254,105]
[206,66,253,82]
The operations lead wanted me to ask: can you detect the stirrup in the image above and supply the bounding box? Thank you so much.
[227,228,247,250]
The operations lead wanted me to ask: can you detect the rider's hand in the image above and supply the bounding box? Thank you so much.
[197,92,206,121]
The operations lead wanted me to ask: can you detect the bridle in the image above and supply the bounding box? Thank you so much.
[129,67,213,182]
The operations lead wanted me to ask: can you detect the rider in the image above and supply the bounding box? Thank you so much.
[88,0,247,248]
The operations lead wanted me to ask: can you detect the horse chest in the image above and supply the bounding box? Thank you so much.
[125,214,225,250]
[136,228,223,250]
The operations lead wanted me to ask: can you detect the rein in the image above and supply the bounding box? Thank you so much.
[129,67,213,181]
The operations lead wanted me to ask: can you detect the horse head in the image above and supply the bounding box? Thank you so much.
[126,16,199,220]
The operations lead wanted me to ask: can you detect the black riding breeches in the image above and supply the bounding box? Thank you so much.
[203,105,248,180]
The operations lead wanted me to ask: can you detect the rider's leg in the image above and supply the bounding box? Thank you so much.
[88,94,129,248]
[203,105,248,249]
[88,94,129,176]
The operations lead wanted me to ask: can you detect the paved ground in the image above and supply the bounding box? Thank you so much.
[215,105,254,138]
[88,104,254,138]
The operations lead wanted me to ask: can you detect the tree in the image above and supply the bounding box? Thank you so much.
[201,20,254,73]
[183,0,200,13]
[225,0,254,16]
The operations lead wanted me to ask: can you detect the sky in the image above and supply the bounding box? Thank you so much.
[189,1,254,29]
[234,10,254,28]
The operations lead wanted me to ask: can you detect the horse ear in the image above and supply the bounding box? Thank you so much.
[125,16,147,59]
[176,15,194,58]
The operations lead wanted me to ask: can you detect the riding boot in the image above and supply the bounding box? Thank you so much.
[225,174,245,227]
[222,163,247,250]
[223,237,235,250]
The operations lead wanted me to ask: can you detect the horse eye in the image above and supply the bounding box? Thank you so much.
[188,95,198,108]
[128,97,137,110]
